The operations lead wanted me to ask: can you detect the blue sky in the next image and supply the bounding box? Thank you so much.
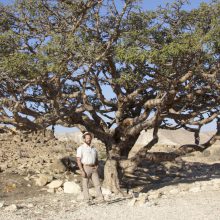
[0,0,213,8]
[1,0,216,133]
[142,0,212,9]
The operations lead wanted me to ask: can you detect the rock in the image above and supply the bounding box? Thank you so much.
[63,181,81,194]
[27,203,34,208]
[47,180,63,189]
[18,203,35,209]
[74,178,81,184]
[24,176,30,181]
[7,163,13,168]
[5,204,17,211]
[0,163,7,172]
[46,175,54,183]
[57,187,64,193]
[35,169,41,174]
[34,174,49,186]
[0,201,5,208]
[49,159,66,174]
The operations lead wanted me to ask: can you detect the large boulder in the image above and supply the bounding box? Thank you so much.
[63,181,81,194]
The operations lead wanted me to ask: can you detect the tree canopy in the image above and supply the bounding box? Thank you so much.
[0,0,220,165]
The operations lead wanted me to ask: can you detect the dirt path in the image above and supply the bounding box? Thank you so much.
[1,186,220,220]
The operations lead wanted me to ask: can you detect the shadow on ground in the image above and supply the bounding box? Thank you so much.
[121,157,220,193]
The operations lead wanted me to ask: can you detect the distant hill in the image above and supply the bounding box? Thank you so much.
[55,129,217,147]
[136,129,216,146]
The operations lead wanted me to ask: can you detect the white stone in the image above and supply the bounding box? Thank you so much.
[57,187,64,193]
[34,174,48,187]
[27,203,34,208]
[64,181,81,194]
[47,180,63,189]
[5,204,17,211]
[18,203,35,209]
[56,189,64,194]
[0,201,5,208]
[0,163,7,171]
[24,176,30,181]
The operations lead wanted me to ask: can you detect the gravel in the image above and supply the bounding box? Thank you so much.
[1,189,220,220]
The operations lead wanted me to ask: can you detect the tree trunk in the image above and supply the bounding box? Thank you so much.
[103,159,123,195]
[102,133,158,193]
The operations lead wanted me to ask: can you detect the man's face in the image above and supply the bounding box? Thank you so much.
[84,134,92,145]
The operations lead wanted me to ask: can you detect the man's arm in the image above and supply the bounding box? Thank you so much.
[77,157,86,177]
[76,157,84,171]
[76,146,86,178]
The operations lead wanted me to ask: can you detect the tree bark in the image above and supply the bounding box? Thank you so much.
[103,159,123,194]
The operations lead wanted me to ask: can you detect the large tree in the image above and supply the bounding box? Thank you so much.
[0,0,220,193]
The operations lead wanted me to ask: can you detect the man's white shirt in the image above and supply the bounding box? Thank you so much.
[76,143,97,165]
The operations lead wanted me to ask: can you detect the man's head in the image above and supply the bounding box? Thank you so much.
[82,132,93,145]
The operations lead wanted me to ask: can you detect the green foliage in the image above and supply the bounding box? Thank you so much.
[0,0,219,133]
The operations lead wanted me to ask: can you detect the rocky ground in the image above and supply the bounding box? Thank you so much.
[1,131,220,219]
[1,177,220,220]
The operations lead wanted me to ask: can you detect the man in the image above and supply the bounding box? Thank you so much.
[76,132,104,203]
